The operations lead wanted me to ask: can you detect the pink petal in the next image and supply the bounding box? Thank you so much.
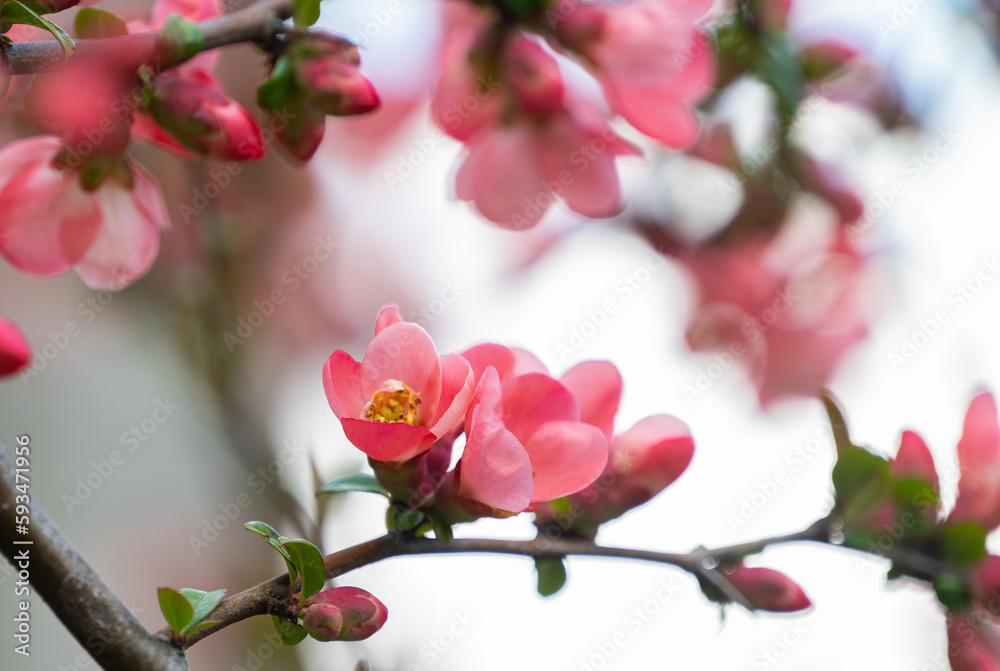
[360,322,443,425]
[560,360,623,440]
[74,164,169,289]
[462,343,516,384]
[948,614,1000,671]
[0,137,102,276]
[893,430,939,490]
[537,118,626,220]
[523,420,608,502]
[0,318,31,378]
[501,373,580,442]
[726,565,811,612]
[340,418,436,463]
[374,304,403,335]
[323,350,365,419]
[455,126,552,230]
[511,347,549,375]
[612,414,694,493]
[427,353,475,438]
[952,393,1000,529]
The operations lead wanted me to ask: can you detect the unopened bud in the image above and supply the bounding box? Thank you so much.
[300,587,388,642]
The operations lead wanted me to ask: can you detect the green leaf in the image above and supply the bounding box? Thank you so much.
[74,7,127,39]
[179,588,225,630]
[755,34,804,120]
[933,573,970,612]
[535,557,567,597]
[821,391,853,456]
[155,13,203,69]
[941,521,988,566]
[157,587,194,635]
[257,55,297,111]
[387,505,425,532]
[293,0,321,27]
[1,1,73,56]
[272,615,308,646]
[184,620,221,637]
[282,539,326,604]
[430,517,453,544]
[831,447,891,525]
[317,474,390,498]
[245,520,282,541]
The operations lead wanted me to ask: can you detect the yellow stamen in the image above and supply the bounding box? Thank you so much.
[363,379,421,425]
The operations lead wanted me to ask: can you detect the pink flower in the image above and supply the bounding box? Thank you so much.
[0,136,169,289]
[323,305,475,464]
[552,0,715,148]
[0,319,31,378]
[724,564,812,612]
[433,30,638,229]
[144,71,265,161]
[949,393,1000,530]
[447,364,609,515]
[948,612,1000,671]
[300,587,388,642]
[680,229,871,405]
[537,361,694,537]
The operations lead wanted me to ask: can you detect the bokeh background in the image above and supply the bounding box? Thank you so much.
[3,0,1000,668]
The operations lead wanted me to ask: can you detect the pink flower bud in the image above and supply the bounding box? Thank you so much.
[301,587,388,642]
[950,393,1000,530]
[148,72,265,161]
[504,37,565,118]
[0,319,31,378]
[725,564,811,612]
[799,41,862,81]
[296,40,380,117]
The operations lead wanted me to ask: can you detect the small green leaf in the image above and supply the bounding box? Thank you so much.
[74,7,127,39]
[293,0,321,27]
[157,587,194,635]
[831,447,891,526]
[821,391,853,456]
[430,517,453,544]
[1,1,73,56]
[387,505,425,532]
[317,474,390,498]
[257,55,297,111]
[245,520,282,541]
[535,557,567,597]
[941,521,988,566]
[267,537,298,589]
[933,573,970,612]
[272,615,308,645]
[179,588,226,630]
[282,539,325,604]
[155,13,202,69]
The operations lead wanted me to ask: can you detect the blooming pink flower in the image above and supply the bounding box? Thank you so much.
[680,228,871,405]
[0,136,169,289]
[0,319,31,378]
[300,587,388,642]
[537,361,694,537]
[949,393,1000,530]
[323,305,475,464]
[724,564,811,612]
[552,0,715,148]
[433,30,638,229]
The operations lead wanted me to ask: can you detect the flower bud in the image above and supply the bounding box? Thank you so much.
[724,564,811,612]
[301,587,388,642]
[0,319,31,378]
[296,39,380,117]
[147,72,265,161]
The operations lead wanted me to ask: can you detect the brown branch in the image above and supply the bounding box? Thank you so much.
[0,440,187,671]
[3,0,294,75]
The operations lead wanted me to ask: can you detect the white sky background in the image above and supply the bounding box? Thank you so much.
[0,0,998,670]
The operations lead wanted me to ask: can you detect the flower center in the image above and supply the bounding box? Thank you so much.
[364,379,421,425]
